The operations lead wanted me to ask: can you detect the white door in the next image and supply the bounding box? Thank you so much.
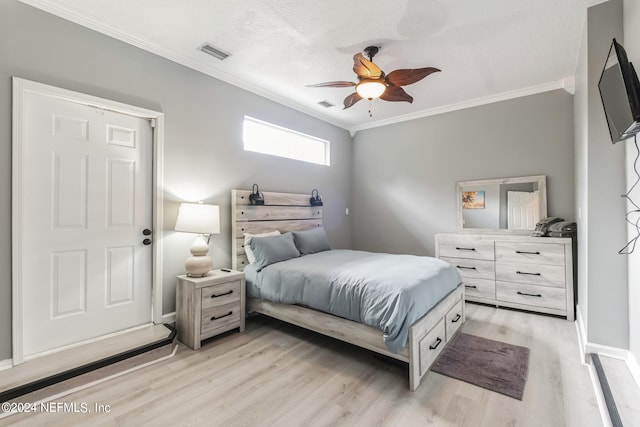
[20,91,153,357]
[507,191,541,230]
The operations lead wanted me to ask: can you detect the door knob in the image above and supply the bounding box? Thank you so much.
[143,238,152,246]
[143,229,152,236]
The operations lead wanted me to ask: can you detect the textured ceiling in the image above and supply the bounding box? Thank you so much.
[20,0,604,132]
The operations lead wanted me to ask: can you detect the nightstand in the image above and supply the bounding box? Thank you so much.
[176,269,245,350]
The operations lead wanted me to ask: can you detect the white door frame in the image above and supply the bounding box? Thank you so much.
[11,77,165,364]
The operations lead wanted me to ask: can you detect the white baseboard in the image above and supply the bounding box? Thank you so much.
[162,311,176,324]
[627,351,640,391]
[575,307,588,364]
[586,342,630,360]
[0,358,12,371]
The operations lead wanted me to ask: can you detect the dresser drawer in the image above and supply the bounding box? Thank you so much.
[496,262,565,288]
[462,278,496,300]
[201,280,241,309]
[495,241,565,265]
[201,301,241,338]
[437,236,494,260]
[445,299,464,341]
[441,257,494,280]
[419,318,446,376]
[496,281,566,310]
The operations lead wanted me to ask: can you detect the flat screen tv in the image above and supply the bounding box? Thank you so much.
[598,38,640,143]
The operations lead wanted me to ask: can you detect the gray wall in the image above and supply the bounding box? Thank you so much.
[0,0,352,360]
[581,0,628,348]
[351,90,575,256]
[623,0,640,366]
[574,8,590,333]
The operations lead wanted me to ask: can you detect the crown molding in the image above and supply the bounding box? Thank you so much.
[349,79,571,135]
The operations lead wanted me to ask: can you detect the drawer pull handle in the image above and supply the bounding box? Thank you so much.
[516,271,541,276]
[455,247,476,251]
[429,337,443,350]
[464,285,478,289]
[517,291,542,298]
[451,314,461,323]
[456,265,477,270]
[516,250,541,255]
[211,311,233,321]
[211,290,233,298]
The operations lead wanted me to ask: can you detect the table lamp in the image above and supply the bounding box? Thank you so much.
[174,202,220,277]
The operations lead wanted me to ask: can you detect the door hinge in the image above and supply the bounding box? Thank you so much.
[150,118,156,128]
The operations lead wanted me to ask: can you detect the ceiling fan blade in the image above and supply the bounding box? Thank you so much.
[380,86,413,103]
[385,67,441,86]
[343,92,363,109]
[306,81,356,88]
[353,53,383,79]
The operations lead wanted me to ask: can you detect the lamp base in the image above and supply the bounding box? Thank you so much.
[184,235,213,277]
[185,254,212,277]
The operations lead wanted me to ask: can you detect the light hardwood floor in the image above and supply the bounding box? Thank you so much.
[599,355,640,426]
[2,303,603,427]
[0,324,171,393]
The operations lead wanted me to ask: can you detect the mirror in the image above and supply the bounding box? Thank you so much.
[457,175,547,233]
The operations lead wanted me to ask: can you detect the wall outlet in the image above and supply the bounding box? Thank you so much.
[345,208,349,215]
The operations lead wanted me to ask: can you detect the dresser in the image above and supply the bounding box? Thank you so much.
[176,269,246,350]
[435,233,575,321]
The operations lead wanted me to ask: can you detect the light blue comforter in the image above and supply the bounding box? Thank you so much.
[244,249,462,353]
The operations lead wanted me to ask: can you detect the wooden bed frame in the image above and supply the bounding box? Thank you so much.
[231,189,464,391]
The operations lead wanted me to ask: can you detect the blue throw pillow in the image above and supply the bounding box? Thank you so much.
[249,232,300,271]
[292,227,331,255]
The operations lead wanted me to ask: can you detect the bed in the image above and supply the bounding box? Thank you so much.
[231,189,464,391]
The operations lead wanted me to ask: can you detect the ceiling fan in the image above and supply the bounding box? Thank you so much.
[307,46,440,111]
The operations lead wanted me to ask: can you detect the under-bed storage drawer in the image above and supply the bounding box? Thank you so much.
[445,299,464,341]
[419,318,446,376]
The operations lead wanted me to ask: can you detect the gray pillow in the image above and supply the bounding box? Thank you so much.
[249,232,300,271]
[292,227,331,255]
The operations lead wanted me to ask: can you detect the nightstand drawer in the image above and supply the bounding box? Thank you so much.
[495,241,565,265]
[441,257,495,280]
[201,301,241,338]
[201,280,241,309]
[496,262,565,288]
[496,281,566,310]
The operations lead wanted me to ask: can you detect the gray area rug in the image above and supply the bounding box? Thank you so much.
[431,332,530,400]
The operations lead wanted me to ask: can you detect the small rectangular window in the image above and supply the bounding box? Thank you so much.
[243,116,330,166]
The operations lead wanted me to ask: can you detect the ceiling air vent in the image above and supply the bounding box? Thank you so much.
[198,43,231,61]
[317,100,334,108]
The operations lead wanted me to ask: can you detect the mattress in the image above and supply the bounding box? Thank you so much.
[244,249,461,353]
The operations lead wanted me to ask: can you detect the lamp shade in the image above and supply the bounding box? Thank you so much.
[174,203,220,234]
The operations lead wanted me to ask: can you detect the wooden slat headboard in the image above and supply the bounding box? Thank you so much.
[231,189,323,270]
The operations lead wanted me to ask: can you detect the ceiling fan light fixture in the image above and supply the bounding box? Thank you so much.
[355,79,386,99]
